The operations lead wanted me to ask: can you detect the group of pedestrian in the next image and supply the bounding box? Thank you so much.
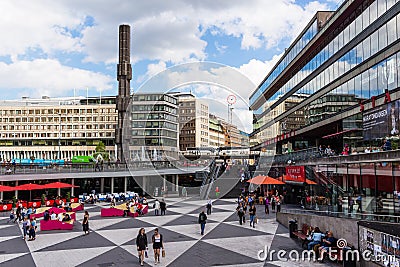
[153,198,167,216]
[265,194,282,213]
[136,228,165,266]
[236,195,258,228]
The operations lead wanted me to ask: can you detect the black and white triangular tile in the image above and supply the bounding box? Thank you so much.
[0,199,331,266]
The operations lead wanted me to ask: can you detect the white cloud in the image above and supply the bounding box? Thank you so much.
[0,0,334,99]
[0,59,113,97]
[237,54,282,87]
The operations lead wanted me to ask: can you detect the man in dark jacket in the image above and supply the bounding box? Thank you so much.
[198,210,207,235]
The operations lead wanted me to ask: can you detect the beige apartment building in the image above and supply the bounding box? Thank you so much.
[0,96,117,161]
[174,93,209,151]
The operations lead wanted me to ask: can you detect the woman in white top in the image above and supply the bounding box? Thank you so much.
[152,228,164,265]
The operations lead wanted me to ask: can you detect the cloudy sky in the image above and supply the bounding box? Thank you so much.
[0,0,342,130]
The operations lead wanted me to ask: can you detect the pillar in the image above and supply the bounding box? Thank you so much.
[142,176,146,193]
[175,175,179,192]
[57,179,61,196]
[71,178,75,196]
[0,182,3,200]
[163,176,166,194]
[100,178,105,193]
[124,177,128,193]
[111,177,114,194]
[15,180,18,199]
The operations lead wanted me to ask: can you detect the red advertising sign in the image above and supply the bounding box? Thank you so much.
[285,166,306,182]
[0,204,12,212]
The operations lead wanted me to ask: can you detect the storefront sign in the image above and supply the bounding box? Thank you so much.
[285,166,306,182]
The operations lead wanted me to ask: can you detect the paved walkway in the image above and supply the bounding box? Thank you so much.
[0,199,337,266]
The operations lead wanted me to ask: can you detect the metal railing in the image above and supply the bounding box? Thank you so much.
[0,160,212,176]
[281,207,400,223]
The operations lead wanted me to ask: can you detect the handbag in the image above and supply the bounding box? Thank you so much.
[162,249,166,257]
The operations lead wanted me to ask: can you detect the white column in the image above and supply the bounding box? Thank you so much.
[175,175,179,192]
[142,176,147,193]
[15,180,18,199]
[111,177,114,194]
[163,176,166,194]
[124,177,128,193]
[71,178,75,196]
[0,182,3,200]
[57,179,61,196]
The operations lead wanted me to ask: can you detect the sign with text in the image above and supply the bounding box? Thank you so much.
[363,101,399,140]
[285,166,306,182]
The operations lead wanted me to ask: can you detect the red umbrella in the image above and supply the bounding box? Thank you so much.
[14,183,45,190]
[248,175,285,185]
[42,182,78,189]
[0,185,15,192]
[14,183,45,201]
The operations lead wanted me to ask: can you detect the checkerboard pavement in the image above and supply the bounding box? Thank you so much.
[0,199,337,266]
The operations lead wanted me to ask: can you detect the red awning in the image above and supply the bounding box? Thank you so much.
[322,128,361,139]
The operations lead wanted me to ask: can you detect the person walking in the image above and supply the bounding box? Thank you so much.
[154,199,160,216]
[198,210,207,235]
[264,196,270,214]
[271,196,276,212]
[136,228,148,266]
[237,203,245,225]
[28,218,36,241]
[206,199,212,215]
[160,199,166,216]
[22,217,29,240]
[249,203,256,228]
[152,228,164,265]
[276,196,282,213]
[82,211,89,235]
[356,194,362,213]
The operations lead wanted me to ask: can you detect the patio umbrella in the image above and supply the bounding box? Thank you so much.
[42,182,78,189]
[306,179,317,185]
[14,183,45,201]
[247,175,285,185]
[0,185,15,192]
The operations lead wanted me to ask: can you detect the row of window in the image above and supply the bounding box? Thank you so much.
[130,138,177,147]
[0,108,115,115]
[0,116,116,123]
[131,129,178,138]
[132,94,178,105]
[0,124,115,131]
[131,112,177,122]
[269,3,399,103]
[0,132,114,139]
[250,19,319,102]
[250,0,398,106]
[131,121,178,131]
[132,104,177,114]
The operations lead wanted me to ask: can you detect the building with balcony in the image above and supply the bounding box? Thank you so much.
[0,96,117,161]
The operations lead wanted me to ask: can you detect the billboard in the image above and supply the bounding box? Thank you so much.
[363,100,400,141]
[285,166,306,183]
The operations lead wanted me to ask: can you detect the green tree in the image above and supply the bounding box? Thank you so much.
[94,141,110,160]
[95,141,106,153]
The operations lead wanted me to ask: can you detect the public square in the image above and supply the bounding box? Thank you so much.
[0,198,335,267]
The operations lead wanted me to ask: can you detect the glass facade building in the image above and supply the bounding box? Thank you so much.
[128,93,179,160]
[250,0,400,217]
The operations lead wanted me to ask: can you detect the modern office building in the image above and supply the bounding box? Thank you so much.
[128,93,179,160]
[173,93,209,151]
[250,0,400,215]
[0,96,117,161]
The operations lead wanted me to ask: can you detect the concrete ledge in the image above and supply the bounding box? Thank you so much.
[276,211,359,249]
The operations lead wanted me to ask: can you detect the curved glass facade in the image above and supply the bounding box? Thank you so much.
[252,0,400,136]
